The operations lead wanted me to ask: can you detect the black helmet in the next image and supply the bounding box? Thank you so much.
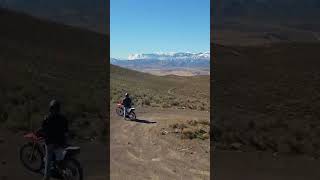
[49,99,60,113]
[125,93,129,97]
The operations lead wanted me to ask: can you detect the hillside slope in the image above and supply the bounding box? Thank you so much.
[110,65,210,111]
[3,0,108,34]
[0,8,108,140]
[213,42,320,156]
[212,1,320,45]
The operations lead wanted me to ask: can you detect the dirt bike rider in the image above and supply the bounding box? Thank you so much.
[37,99,69,180]
[122,93,132,119]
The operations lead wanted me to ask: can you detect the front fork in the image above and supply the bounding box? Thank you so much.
[28,142,37,161]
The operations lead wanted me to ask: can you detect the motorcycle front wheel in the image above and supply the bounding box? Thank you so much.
[19,142,44,172]
[116,107,123,116]
[61,159,83,180]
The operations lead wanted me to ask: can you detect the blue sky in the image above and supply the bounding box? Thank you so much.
[111,0,210,59]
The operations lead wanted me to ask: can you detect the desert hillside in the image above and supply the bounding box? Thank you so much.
[110,65,210,180]
[0,8,108,141]
[110,64,210,111]
[213,43,320,157]
[212,0,320,46]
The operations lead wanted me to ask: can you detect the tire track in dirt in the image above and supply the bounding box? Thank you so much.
[110,107,210,180]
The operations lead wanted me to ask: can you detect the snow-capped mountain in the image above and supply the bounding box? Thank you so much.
[128,52,210,61]
[111,52,210,70]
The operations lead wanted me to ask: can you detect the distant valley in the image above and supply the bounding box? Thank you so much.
[111,52,210,76]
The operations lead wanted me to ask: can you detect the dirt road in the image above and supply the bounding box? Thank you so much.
[0,129,107,180]
[109,106,320,180]
[0,106,210,180]
[2,106,320,180]
[110,107,210,180]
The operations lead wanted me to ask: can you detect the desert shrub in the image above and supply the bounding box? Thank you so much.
[151,103,160,107]
[199,119,210,126]
[186,119,210,127]
[187,120,198,126]
[170,122,188,129]
[249,136,267,151]
[187,104,196,110]
[195,129,209,140]
[153,96,161,104]
[171,121,209,140]
[143,99,151,106]
[202,132,210,140]
[163,103,171,108]
[171,100,180,106]
[182,128,196,139]
[181,128,208,140]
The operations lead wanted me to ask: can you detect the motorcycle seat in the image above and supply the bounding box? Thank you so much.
[65,146,80,151]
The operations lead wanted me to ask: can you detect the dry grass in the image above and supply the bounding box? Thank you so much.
[0,9,108,142]
[110,65,210,111]
[169,119,210,140]
[213,43,320,156]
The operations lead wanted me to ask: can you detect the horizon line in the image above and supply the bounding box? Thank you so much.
[111,50,210,59]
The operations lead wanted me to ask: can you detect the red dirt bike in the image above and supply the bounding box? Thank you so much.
[19,131,83,180]
[116,102,137,120]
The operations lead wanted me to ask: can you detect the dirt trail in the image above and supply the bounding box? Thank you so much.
[110,107,210,180]
[0,129,107,180]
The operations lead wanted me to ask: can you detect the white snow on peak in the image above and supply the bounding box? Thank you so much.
[127,52,210,61]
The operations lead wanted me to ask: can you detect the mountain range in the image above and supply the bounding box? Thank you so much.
[127,52,210,61]
[111,52,210,72]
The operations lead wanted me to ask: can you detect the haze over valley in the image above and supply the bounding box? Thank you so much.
[111,52,210,76]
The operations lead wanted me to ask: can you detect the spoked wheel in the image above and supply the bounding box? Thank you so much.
[116,107,123,116]
[19,143,44,172]
[61,159,83,180]
[128,111,136,121]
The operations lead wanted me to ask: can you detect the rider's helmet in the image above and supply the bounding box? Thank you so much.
[125,93,129,97]
[49,99,61,113]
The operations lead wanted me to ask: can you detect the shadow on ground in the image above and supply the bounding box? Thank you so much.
[130,119,157,124]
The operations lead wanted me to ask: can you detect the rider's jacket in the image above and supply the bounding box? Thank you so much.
[41,112,69,145]
[122,97,132,108]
